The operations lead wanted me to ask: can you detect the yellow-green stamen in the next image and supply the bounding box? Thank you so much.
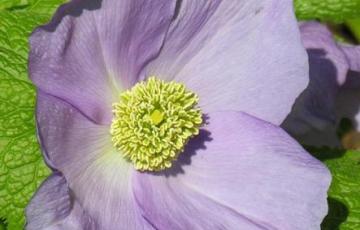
[110,77,202,171]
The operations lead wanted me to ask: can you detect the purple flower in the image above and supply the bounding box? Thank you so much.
[26,1,330,229]
[283,22,360,148]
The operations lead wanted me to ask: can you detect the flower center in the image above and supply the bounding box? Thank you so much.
[110,77,202,171]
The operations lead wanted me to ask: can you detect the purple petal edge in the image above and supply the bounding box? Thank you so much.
[29,0,177,124]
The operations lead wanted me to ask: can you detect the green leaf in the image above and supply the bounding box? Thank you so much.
[0,219,6,230]
[346,19,360,43]
[309,148,360,229]
[295,0,360,23]
[0,0,28,11]
[0,0,66,13]
[0,3,63,229]
[25,0,66,14]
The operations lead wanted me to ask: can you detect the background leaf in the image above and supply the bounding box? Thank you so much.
[346,19,360,43]
[0,0,28,11]
[309,148,360,230]
[0,1,65,229]
[295,0,360,23]
[0,0,65,13]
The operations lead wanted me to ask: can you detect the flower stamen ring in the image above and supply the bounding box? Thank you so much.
[110,77,202,171]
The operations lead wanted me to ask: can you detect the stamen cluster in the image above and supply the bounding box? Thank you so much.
[110,77,202,171]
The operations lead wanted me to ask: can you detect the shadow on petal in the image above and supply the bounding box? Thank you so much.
[160,128,213,177]
[282,48,341,147]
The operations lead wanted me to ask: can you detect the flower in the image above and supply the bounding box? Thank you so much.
[282,21,360,148]
[26,1,330,229]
